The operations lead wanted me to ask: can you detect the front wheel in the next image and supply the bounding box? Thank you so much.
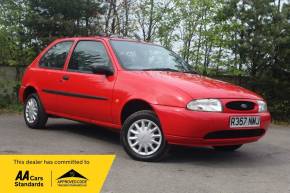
[121,110,169,162]
[24,93,48,129]
[213,145,242,151]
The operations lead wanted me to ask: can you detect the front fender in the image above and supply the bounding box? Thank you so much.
[111,71,192,125]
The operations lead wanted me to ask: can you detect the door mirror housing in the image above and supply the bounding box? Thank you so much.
[89,64,114,76]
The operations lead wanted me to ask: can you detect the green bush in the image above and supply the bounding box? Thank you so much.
[251,79,290,122]
[0,80,22,110]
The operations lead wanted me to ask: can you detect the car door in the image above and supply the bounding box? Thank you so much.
[57,40,116,123]
[35,40,74,113]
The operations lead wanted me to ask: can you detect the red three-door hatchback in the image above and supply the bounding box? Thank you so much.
[19,36,271,161]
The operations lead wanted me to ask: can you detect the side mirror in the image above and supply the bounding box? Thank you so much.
[89,64,114,76]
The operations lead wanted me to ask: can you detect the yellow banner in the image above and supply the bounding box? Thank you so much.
[0,155,115,193]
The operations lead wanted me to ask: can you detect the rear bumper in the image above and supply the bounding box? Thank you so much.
[152,104,271,147]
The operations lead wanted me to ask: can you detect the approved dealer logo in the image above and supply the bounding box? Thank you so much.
[56,169,88,187]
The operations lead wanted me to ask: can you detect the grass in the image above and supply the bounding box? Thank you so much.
[271,120,290,126]
[0,103,23,114]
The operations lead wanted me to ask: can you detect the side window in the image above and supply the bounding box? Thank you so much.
[39,41,73,69]
[68,41,110,73]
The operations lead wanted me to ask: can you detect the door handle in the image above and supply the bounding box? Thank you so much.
[62,75,70,81]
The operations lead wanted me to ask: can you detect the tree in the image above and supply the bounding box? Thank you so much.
[135,0,170,41]
[172,0,226,74]
[220,0,277,78]
[25,0,106,50]
[0,0,35,80]
[104,0,134,36]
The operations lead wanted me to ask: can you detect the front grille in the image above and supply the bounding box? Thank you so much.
[226,101,255,111]
[204,129,265,139]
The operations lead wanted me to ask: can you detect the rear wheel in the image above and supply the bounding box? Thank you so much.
[213,145,242,151]
[24,93,48,129]
[121,110,169,161]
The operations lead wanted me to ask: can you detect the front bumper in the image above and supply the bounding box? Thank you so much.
[153,104,271,147]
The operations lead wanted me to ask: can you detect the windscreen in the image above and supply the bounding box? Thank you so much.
[110,40,193,73]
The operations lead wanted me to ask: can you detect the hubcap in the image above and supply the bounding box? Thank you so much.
[25,98,38,124]
[127,119,162,156]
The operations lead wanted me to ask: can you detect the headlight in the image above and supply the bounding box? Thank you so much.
[187,99,222,112]
[257,100,267,112]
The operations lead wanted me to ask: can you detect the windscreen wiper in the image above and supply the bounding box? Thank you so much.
[183,70,198,74]
[142,68,198,74]
[142,68,180,72]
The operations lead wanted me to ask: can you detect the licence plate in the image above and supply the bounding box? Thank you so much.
[230,116,260,128]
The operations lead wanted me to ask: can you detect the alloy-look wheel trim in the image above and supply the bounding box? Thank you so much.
[25,98,38,124]
[127,119,162,156]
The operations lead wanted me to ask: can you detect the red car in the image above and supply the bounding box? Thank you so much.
[19,36,271,161]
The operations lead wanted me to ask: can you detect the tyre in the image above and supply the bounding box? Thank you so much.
[24,93,48,129]
[213,144,242,151]
[121,110,169,161]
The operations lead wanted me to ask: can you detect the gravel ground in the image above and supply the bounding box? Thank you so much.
[0,114,289,193]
